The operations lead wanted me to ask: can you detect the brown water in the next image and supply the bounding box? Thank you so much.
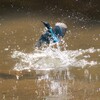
[0,12,100,100]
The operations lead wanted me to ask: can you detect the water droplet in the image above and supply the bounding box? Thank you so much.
[16,75,19,80]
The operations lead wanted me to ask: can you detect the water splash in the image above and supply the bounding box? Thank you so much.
[11,46,100,71]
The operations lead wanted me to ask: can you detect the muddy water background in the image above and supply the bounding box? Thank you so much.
[0,0,100,100]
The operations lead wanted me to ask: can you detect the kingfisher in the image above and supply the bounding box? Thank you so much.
[35,21,67,47]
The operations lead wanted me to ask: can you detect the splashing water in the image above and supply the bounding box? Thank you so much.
[11,46,100,71]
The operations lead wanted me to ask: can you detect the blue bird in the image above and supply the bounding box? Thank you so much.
[35,21,67,47]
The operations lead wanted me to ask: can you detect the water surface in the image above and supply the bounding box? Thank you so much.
[0,12,100,100]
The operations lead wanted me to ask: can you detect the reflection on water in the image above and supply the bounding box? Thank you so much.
[0,12,100,100]
[0,67,100,100]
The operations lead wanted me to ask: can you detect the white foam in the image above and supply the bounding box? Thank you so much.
[11,47,100,71]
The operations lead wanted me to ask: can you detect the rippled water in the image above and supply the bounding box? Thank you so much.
[0,13,100,100]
